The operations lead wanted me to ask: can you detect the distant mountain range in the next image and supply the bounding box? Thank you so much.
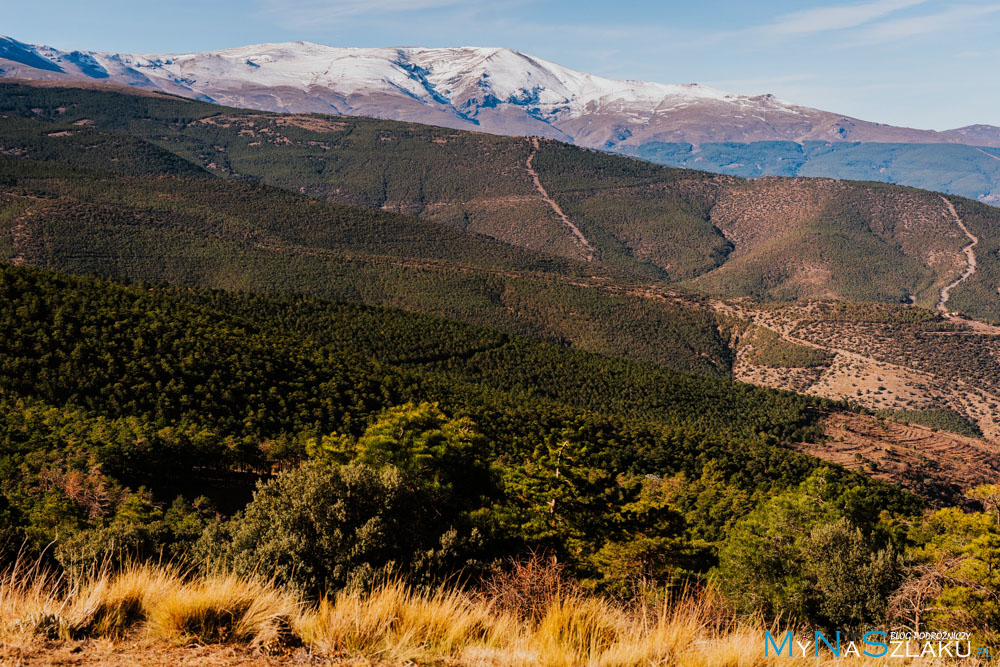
[2,35,998,204]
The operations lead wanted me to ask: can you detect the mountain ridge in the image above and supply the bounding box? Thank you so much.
[4,81,1000,326]
[4,36,1000,203]
[2,35,998,151]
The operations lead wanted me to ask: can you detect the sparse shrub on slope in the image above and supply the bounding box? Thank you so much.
[197,462,484,596]
[743,326,832,368]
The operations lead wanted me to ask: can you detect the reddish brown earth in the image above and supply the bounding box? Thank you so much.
[796,412,1000,506]
[0,641,324,666]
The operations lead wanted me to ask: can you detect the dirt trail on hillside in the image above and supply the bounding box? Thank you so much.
[976,147,1000,162]
[2,193,47,266]
[714,298,1000,442]
[526,138,594,261]
[9,212,35,266]
[936,195,978,314]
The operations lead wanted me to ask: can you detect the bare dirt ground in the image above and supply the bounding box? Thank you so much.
[8,211,34,267]
[1,193,46,267]
[525,138,594,261]
[0,641,335,666]
[795,412,1000,505]
[716,298,1000,444]
[936,196,979,314]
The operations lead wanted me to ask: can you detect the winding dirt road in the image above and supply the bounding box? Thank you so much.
[526,138,594,261]
[976,147,1000,163]
[936,195,978,314]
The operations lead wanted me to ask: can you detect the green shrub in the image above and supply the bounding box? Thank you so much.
[715,470,903,629]
[196,463,482,595]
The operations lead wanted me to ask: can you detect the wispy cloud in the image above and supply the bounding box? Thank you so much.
[853,3,1000,43]
[759,0,930,36]
[685,0,931,49]
[257,0,479,28]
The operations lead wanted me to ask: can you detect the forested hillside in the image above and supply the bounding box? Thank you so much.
[4,82,1000,472]
[0,263,908,584]
[2,82,1000,650]
[0,153,737,376]
[5,82,1000,458]
[5,81,1000,321]
[7,263,1000,642]
[622,140,1000,206]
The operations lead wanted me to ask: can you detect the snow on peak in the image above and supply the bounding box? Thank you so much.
[2,37,827,147]
[5,39,797,120]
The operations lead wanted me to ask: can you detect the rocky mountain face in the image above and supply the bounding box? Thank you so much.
[2,35,998,204]
[2,36,998,150]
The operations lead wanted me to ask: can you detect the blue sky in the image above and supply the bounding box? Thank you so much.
[5,0,999,129]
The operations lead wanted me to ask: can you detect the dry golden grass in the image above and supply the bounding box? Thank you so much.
[0,561,991,665]
[297,580,512,663]
[146,572,301,647]
[67,563,175,638]
[0,556,68,644]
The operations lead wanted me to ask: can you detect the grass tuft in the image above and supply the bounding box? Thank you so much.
[0,560,966,664]
[297,578,509,663]
[145,573,300,647]
[67,563,174,638]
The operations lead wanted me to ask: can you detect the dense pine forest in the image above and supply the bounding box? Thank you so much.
[0,263,855,564]
[1,263,998,639]
[0,81,999,651]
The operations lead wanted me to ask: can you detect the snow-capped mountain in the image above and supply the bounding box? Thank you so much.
[3,35,998,150]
